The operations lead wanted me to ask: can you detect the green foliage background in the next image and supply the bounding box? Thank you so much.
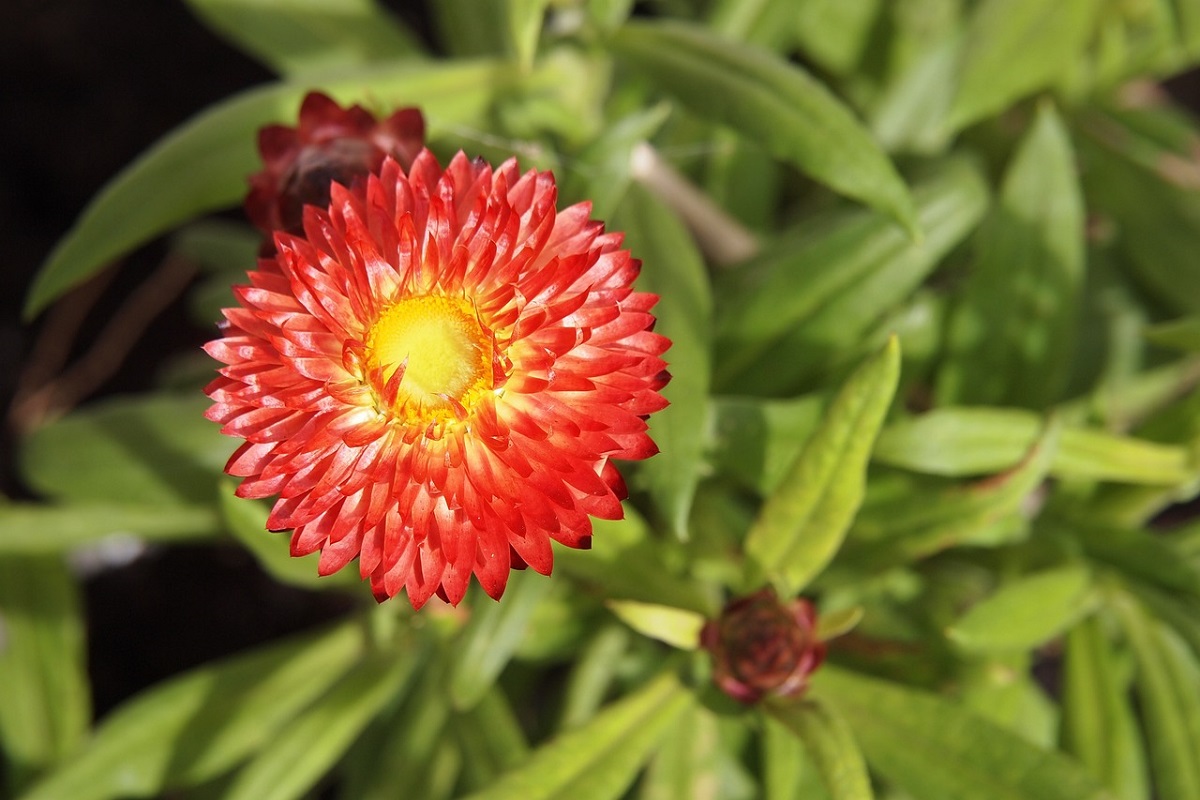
[6,0,1200,798]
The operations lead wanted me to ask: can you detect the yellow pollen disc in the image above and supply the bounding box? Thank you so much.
[366,295,492,419]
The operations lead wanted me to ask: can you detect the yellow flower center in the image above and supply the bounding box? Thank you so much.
[366,295,493,421]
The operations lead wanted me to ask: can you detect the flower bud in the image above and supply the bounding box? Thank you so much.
[700,587,826,704]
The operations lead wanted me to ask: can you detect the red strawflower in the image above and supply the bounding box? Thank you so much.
[246,91,425,237]
[206,149,670,607]
[700,588,826,704]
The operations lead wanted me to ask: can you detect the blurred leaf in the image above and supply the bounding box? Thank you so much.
[1061,517,1200,603]
[558,625,631,731]
[765,698,874,800]
[463,671,693,800]
[638,701,724,800]
[224,646,419,800]
[1112,589,1200,800]
[0,556,90,793]
[708,394,825,495]
[948,0,1101,130]
[940,103,1085,409]
[707,0,799,51]
[606,600,705,650]
[429,0,508,57]
[946,565,1096,652]
[791,0,882,75]
[1146,315,1200,351]
[716,157,986,394]
[172,219,261,274]
[745,337,900,595]
[763,713,831,800]
[23,621,364,800]
[507,0,551,70]
[703,128,781,232]
[563,103,671,217]
[586,0,635,33]
[846,422,1061,569]
[21,394,228,507]
[1061,615,1149,800]
[26,59,515,316]
[815,606,864,641]
[610,19,920,236]
[217,478,359,591]
[453,686,531,791]
[874,407,1193,485]
[613,183,711,540]
[450,570,552,710]
[815,667,1114,800]
[0,503,219,553]
[182,0,424,76]
[872,32,960,154]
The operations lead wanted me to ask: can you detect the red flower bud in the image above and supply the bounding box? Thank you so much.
[700,587,826,704]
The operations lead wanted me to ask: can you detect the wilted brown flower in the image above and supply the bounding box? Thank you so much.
[700,587,826,704]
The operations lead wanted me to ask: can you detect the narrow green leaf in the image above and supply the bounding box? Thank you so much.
[1065,518,1200,603]
[765,699,874,800]
[638,702,724,800]
[940,103,1085,409]
[462,671,693,800]
[1061,616,1149,800]
[450,570,552,710]
[1146,315,1200,351]
[708,394,825,495]
[563,103,671,217]
[612,183,711,539]
[23,621,364,800]
[20,394,228,507]
[224,647,420,800]
[182,0,424,76]
[429,0,508,57]
[453,686,531,790]
[1112,590,1200,800]
[610,19,919,236]
[791,0,882,75]
[948,0,1101,130]
[874,407,1193,485]
[715,157,986,394]
[586,0,634,33]
[0,503,219,553]
[217,478,359,591]
[506,0,551,70]
[763,714,831,800]
[26,60,514,316]
[606,600,705,650]
[815,667,1115,800]
[947,565,1096,652]
[558,625,631,731]
[0,556,90,793]
[745,337,900,594]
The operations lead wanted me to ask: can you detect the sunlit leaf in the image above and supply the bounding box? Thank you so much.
[947,565,1096,652]
[610,19,919,236]
[182,0,424,76]
[0,556,90,792]
[22,621,364,800]
[462,671,693,800]
[940,102,1085,409]
[26,60,515,316]
[815,667,1114,800]
[613,183,711,539]
[606,600,705,650]
[745,337,900,594]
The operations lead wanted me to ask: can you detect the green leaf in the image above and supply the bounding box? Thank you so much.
[452,686,531,790]
[610,19,919,236]
[20,394,229,507]
[791,0,882,75]
[506,0,551,70]
[22,621,364,800]
[948,0,1101,130]
[562,103,671,218]
[26,60,515,316]
[764,698,874,800]
[638,701,724,800]
[0,556,90,793]
[715,157,986,394]
[1061,616,1149,800]
[940,103,1085,408]
[557,625,631,731]
[745,337,900,594]
[0,503,219,553]
[1113,590,1200,800]
[606,600,705,650]
[708,394,825,495]
[1146,315,1200,351]
[873,407,1193,485]
[815,667,1115,800]
[462,671,693,800]
[946,565,1096,652]
[217,478,359,591]
[224,646,420,800]
[450,570,553,710]
[763,714,831,800]
[612,183,711,539]
[182,0,424,76]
